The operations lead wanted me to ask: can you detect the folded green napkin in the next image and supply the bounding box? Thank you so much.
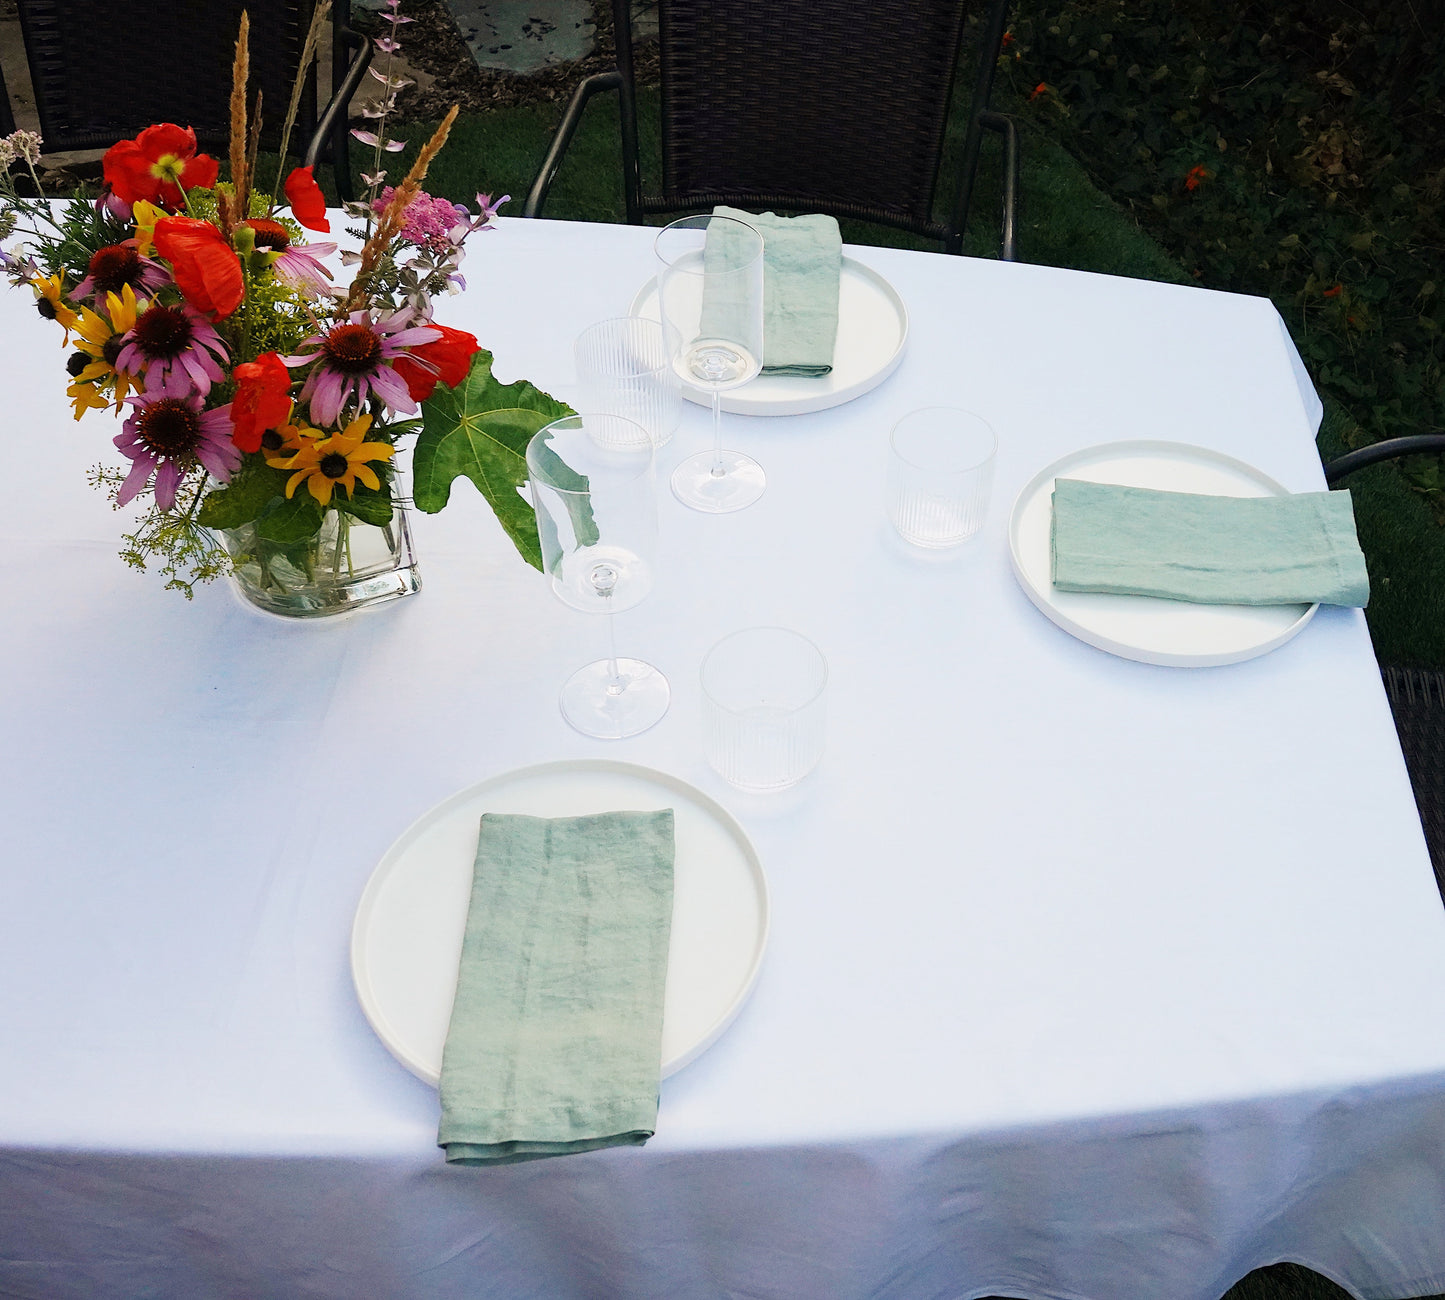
[704,206,842,376]
[438,809,675,1166]
[1050,478,1370,606]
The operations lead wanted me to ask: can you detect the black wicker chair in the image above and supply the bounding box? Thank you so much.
[0,0,370,201]
[524,0,1020,259]
[1325,435,1445,899]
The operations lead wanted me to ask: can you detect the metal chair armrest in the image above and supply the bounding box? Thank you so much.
[979,111,1018,262]
[1323,434,1445,485]
[304,25,373,203]
[523,70,624,218]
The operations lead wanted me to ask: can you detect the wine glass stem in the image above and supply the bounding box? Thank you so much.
[603,607,625,697]
[710,386,725,477]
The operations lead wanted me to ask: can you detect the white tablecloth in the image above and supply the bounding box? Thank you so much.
[3,217,1445,1300]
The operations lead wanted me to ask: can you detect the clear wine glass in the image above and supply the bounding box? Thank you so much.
[654,213,766,513]
[526,413,670,739]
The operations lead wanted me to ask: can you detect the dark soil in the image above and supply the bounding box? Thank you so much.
[379,0,658,121]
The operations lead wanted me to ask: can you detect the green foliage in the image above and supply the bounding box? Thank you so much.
[86,465,233,599]
[336,482,395,526]
[197,457,293,529]
[1002,0,1445,511]
[414,349,574,570]
[254,492,326,544]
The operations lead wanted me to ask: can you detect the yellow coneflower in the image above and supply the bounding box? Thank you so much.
[31,272,80,339]
[132,200,164,258]
[64,285,142,418]
[268,412,395,506]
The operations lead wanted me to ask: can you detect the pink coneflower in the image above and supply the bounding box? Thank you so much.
[115,392,239,509]
[285,309,440,426]
[116,301,230,399]
[71,242,168,303]
[243,218,337,298]
[274,242,338,297]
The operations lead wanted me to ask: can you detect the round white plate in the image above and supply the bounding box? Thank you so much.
[1009,440,1319,668]
[630,256,908,416]
[351,760,770,1086]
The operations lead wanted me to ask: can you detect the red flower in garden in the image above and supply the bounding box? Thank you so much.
[152,216,245,319]
[284,166,331,233]
[230,353,294,453]
[1322,284,1343,298]
[1001,31,1015,47]
[1184,164,1210,192]
[1030,82,1049,101]
[393,324,480,401]
[103,124,219,211]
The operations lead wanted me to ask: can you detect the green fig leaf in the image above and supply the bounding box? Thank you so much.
[414,350,575,571]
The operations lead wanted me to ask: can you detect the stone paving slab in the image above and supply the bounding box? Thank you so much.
[444,0,594,74]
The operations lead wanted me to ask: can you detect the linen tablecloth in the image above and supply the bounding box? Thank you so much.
[2,218,1444,1300]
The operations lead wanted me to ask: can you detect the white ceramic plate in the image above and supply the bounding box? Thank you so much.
[629,257,908,416]
[1009,440,1319,667]
[351,760,770,1086]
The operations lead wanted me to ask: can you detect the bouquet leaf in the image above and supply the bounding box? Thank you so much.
[414,350,575,571]
[336,483,395,527]
[255,493,325,544]
[197,458,293,530]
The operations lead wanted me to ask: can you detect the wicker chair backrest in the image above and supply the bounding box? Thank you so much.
[639,0,972,237]
[15,0,318,156]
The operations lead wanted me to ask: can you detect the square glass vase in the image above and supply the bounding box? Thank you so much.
[218,501,420,618]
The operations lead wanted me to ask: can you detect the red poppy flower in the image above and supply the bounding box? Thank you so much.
[1322,284,1343,298]
[103,124,220,211]
[1184,164,1210,192]
[393,325,480,401]
[284,166,331,233]
[152,216,245,320]
[1001,31,1015,47]
[230,353,294,453]
[1030,82,1049,101]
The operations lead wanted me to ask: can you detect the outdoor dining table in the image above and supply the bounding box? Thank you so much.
[4,214,1445,1300]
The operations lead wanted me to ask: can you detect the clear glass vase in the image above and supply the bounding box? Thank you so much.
[219,499,421,618]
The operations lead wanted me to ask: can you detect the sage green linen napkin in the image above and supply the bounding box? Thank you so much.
[438,809,675,1165]
[703,206,842,376]
[1050,478,1370,606]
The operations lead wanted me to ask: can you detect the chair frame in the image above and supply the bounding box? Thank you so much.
[524,0,1019,259]
[1322,434,1445,486]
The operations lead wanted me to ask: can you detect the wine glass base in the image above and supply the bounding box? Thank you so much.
[670,450,766,513]
[560,658,671,739]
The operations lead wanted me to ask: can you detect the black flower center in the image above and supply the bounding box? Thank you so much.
[66,351,90,378]
[319,451,351,479]
[86,244,143,295]
[133,304,193,359]
[247,220,291,253]
[321,323,382,374]
[101,335,125,367]
[136,399,201,461]
[36,297,57,321]
[260,429,285,452]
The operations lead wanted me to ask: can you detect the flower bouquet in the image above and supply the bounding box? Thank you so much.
[0,1,569,615]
